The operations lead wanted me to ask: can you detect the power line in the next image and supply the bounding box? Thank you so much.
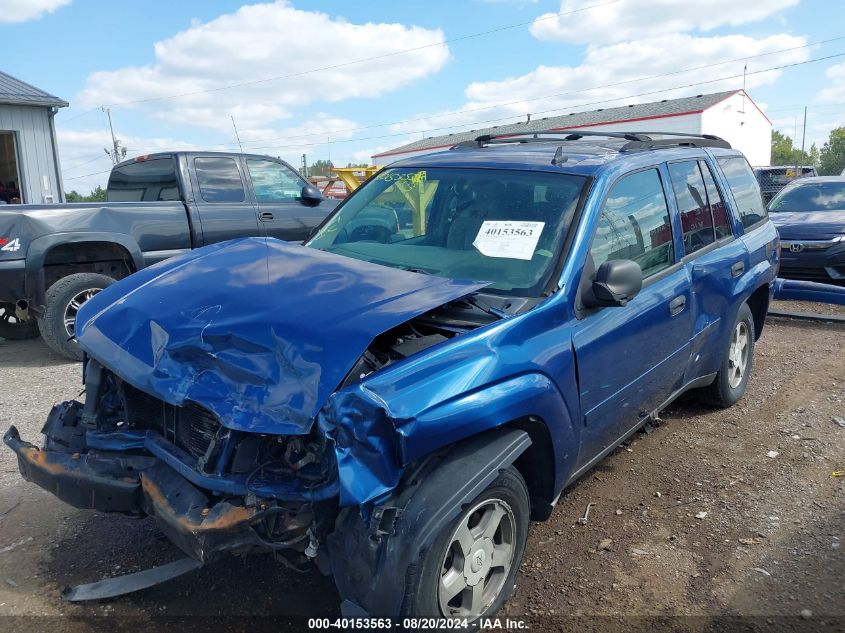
[88,0,623,108]
[64,51,845,180]
[229,51,845,153]
[61,153,110,173]
[57,107,101,125]
[199,35,845,150]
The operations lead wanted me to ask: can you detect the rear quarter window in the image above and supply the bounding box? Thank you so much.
[717,156,767,231]
[107,158,180,202]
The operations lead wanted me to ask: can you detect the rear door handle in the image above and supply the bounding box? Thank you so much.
[731,262,744,278]
[259,212,274,221]
[669,295,686,316]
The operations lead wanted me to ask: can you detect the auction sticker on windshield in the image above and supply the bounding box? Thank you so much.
[472,221,544,260]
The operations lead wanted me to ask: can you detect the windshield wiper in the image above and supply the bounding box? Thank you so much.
[460,294,508,319]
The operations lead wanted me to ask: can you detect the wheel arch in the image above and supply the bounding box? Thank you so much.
[746,282,770,340]
[24,233,144,308]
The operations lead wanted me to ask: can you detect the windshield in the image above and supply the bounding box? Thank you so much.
[769,181,845,212]
[307,167,587,296]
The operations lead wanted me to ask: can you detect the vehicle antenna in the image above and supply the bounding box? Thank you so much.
[231,115,245,154]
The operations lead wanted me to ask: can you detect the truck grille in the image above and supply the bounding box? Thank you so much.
[120,381,222,460]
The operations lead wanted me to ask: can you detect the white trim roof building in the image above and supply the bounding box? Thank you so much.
[373,90,771,167]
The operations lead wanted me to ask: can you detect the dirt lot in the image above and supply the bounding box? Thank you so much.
[0,302,843,632]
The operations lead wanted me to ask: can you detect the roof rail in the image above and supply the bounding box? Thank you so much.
[617,130,731,151]
[451,129,731,151]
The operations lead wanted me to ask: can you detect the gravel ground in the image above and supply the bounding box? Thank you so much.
[0,303,843,632]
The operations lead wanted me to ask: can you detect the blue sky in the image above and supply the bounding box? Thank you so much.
[2,0,845,193]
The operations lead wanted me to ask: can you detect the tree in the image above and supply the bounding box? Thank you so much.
[308,159,334,177]
[818,127,845,176]
[770,130,815,167]
[64,186,107,202]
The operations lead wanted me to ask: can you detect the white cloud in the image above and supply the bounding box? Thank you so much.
[0,0,70,23]
[389,33,808,137]
[56,112,365,192]
[76,1,449,131]
[58,128,200,193]
[817,62,845,104]
[530,0,799,44]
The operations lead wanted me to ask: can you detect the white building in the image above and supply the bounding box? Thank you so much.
[373,90,771,167]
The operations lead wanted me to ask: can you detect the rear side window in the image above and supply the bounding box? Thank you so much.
[699,161,732,239]
[591,169,674,278]
[195,157,245,203]
[668,161,715,256]
[717,157,767,230]
[107,158,179,202]
[246,159,305,202]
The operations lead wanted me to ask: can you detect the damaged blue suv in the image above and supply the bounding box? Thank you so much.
[4,131,778,619]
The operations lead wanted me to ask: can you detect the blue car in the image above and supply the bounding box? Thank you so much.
[768,176,845,284]
[4,131,778,620]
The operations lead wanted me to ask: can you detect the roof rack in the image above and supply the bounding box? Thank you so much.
[451,129,731,152]
[618,131,731,151]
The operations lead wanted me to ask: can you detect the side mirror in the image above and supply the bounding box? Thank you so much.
[584,259,643,308]
[299,184,323,207]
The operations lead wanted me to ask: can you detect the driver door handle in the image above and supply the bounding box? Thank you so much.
[731,262,744,278]
[669,295,686,316]
[260,212,274,221]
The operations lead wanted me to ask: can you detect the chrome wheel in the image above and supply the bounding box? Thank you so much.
[63,288,101,337]
[438,498,516,618]
[728,321,750,389]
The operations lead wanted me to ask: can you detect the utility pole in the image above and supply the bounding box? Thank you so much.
[301,153,308,178]
[102,108,126,164]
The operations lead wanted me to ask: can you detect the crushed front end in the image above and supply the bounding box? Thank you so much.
[4,358,338,568]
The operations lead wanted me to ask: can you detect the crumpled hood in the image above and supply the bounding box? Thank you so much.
[76,238,488,434]
[770,210,845,240]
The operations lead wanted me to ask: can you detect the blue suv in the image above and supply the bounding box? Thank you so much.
[4,131,778,620]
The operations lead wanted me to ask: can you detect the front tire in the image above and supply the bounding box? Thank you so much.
[38,273,115,360]
[702,302,755,408]
[401,466,530,620]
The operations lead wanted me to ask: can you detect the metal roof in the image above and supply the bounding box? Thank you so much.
[374,90,741,158]
[0,70,68,108]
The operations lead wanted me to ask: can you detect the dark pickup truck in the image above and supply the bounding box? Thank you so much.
[0,151,338,358]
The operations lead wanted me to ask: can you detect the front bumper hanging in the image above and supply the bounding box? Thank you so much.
[2,397,332,563]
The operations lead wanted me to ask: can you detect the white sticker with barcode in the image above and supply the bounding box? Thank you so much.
[472,221,545,260]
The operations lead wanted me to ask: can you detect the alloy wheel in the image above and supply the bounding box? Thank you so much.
[438,498,516,618]
[728,321,750,389]
[63,288,101,337]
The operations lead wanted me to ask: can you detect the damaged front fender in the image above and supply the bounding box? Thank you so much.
[318,385,404,507]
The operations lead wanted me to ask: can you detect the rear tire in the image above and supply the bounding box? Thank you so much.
[0,303,39,340]
[38,273,115,360]
[701,302,755,408]
[400,466,530,621]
